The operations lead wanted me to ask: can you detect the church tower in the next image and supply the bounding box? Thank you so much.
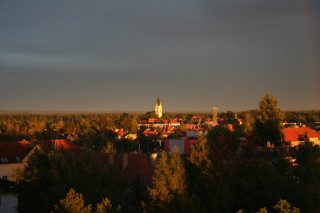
[155,96,162,118]
[212,106,218,127]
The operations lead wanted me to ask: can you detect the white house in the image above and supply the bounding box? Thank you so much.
[284,127,320,147]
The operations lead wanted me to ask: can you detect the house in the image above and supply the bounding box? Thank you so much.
[186,129,204,138]
[168,120,180,128]
[0,141,35,182]
[153,120,167,129]
[114,129,126,139]
[186,124,197,130]
[37,139,84,153]
[164,138,198,155]
[160,130,169,139]
[124,134,138,140]
[0,141,37,213]
[284,127,320,147]
[142,129,158,137]
[94,152,155,185]
[138,120,153,128]
[0,139,83,182]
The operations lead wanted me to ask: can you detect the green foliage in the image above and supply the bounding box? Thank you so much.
[259,93,284,122]
[14,148,126,212]
[138,111,157,120]
[96,198,114,213]
[293,142,320,211]
[188,135,212,175]
[54,188,118,213]
[204,159,299,213]
[295,142,320,184]
[206,125,240,180]
[257,207,268,213]
[273,199,300,213]
[102,141,114,153]
[4,109,320,212]
[54,188,92,213]
[119,113,138,133]
[148,149,185,203]
[186,138,214,212]
[256,93,284,146]
[114,139,138,153]
[179,122,187,132]
[284,111,320,123]
[242,111,256,138]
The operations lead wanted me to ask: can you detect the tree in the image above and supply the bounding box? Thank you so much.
[257,207,268,213]
[148,149,186,202]
[96,198,114,213]
[210,159,298,212]
[186,135,214,212]
[14,148,126,212]
[119,113,138,134]
[54,189,117,213]
[54,188,92,213]
[256,93,284,146]
[294,141,320,211]
[206,125,240,180]
[243,111,256,138]
[295,141,320,184]
[102,141,114,154]
[146,149,201,212]
[188,135,212,175]
[273,199,300,213]
[138,111,157,120]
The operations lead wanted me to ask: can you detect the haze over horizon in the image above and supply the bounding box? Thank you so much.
[1,0,319,112]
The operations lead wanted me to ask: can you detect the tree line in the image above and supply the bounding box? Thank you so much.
[14,126,320,212]
[4,93,320,212]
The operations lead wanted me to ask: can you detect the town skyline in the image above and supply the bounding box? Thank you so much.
[0,0,319,112]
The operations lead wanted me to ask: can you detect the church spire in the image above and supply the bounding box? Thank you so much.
[156,96,161,106]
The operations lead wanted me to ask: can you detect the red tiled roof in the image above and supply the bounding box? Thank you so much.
[123,154,154,184]
[148,118,157,123]
[186,124,197,130]
[96,153,154,184]
[0,140,34,164]
[284,127,320,142]
[169,120,180,124]
[143,129,158,136]
[37,139,83,152]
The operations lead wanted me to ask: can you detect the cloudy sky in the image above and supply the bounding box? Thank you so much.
[0,0,319,112]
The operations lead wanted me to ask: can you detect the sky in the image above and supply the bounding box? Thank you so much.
[0,0,319,112]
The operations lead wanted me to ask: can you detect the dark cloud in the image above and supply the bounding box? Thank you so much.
[0,0,319,111]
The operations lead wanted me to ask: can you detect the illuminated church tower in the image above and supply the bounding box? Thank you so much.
[155,96,162,118]
[212,106,218,127]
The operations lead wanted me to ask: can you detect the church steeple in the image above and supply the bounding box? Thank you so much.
[155,96,162,118]
[156,96,161,106]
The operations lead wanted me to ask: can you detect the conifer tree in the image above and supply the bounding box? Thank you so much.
[148,148,186,202]
[149,150,171,201]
